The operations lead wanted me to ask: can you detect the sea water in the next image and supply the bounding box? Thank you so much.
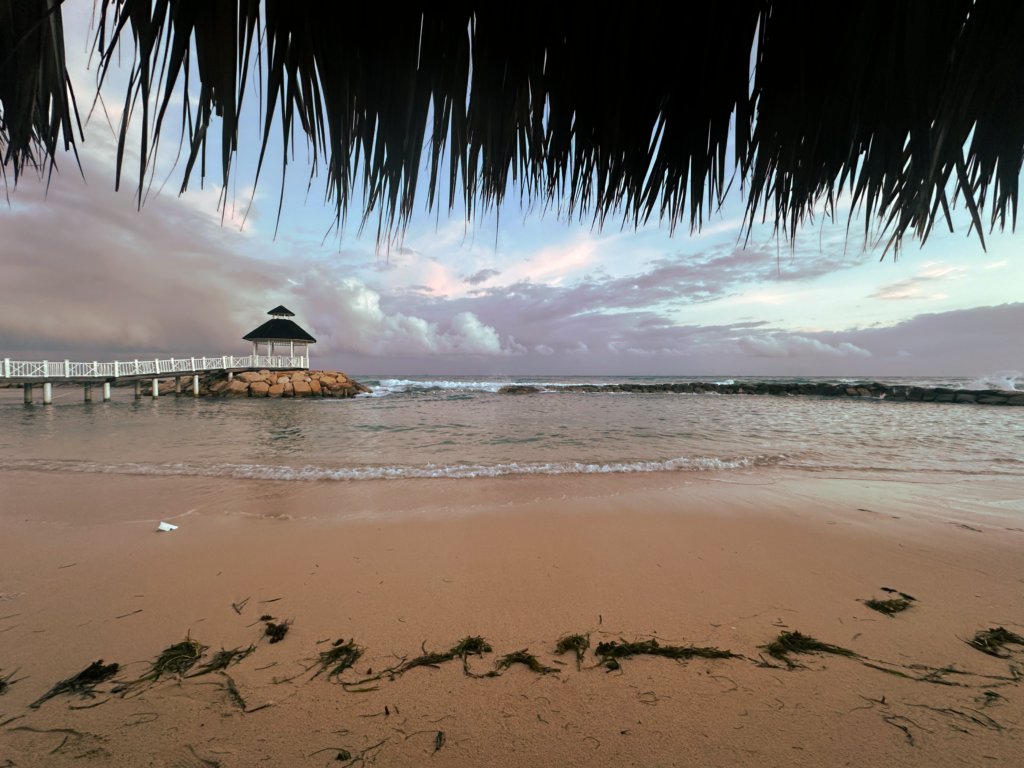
[1,374,1022,485]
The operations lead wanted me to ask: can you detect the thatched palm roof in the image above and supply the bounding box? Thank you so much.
[2,2,1023,253]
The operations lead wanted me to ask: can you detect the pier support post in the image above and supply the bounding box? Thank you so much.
[24,384,32,403]
[152,378,160,398]
[175,376,182,395]
[84,384,92,402]
[43,382,52,404]
[103,382,111,401]
[193,374,200,397]
[134,380,141,399]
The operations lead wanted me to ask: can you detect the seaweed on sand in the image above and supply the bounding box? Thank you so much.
[0,668,15,695]
[881,587,917,601]
[188,645,256,677]
[759,631,857,668]
[265,620,292,644]
[339,636,493,687]
[555,634,590,670]
[966,627,1024,659]
[30,661,119,708]
[865,598,914,616]
[114,636,208,692]
[146,636,207,678]
[594,638,734,671]
[488,650,559,676]
[313,639,365,681]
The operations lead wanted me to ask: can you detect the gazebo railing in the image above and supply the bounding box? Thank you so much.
[2,355,308,379]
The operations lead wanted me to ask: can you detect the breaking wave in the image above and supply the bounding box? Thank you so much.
[0,454,785,482]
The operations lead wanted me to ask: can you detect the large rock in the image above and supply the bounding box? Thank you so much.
[310,379,322,395]
[979,396,1008,405]
[934,393,956,402]
[499,385,541,395]
[955,393,977,403]
[282,383,294,397]
[268,384,284,398]
[237,371,265,383]
[277,376,290,384]
[210,379,230,394]
[1007,395,1024,406]
[320,376,337,386]
[292,381,312,397]
[250,381,270,397]
[224,380,250,397]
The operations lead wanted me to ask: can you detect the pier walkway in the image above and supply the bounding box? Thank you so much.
[2,355,308,403]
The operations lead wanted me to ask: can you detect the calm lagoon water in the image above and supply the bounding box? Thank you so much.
[1,374,1022,484]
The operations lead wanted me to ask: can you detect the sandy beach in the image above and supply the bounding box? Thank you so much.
[0,470,1021,766]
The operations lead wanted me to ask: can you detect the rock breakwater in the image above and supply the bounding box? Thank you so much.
[152,369,371,398]
[498,381,1024,405]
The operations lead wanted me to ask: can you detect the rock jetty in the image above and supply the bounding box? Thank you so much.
[498,381,1024,405]
[146,369,372,398]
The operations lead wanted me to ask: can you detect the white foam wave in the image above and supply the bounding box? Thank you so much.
[963,370,1022,392]
[373,378,594,395]
[0,455,784,483]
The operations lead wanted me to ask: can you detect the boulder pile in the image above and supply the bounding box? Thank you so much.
[498,381,1024,405]
[155,370,372,398]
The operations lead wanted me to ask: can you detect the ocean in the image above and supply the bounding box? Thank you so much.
[2,373,1022,486]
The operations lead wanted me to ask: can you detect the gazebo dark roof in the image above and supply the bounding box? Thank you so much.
[243,319,316,343]
[267,305,295,317]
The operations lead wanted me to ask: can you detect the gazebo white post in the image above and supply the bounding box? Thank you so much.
[306,344,310,369]
[290,340,294,362]
[103,382,111,401]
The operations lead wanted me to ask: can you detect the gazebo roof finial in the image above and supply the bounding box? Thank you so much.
[268,305,295,318]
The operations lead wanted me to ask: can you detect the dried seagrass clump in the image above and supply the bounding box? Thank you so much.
[149,637,207,678]
[760,631,857,668]
[594,638,734,670]
[865,598,913,616]
[451,636,492,657]
[265,620,292,644]
[967,627,1024,659]
[188,645,255,677]
[314,639,365,680]
[30,660,119,708]
[489,650,559,676]
[555,634,590,669]
[0,668,14,695]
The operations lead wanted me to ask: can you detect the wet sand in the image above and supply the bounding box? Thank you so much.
[1,470,1022,766]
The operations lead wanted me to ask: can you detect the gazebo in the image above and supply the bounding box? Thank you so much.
[243,306,317,366]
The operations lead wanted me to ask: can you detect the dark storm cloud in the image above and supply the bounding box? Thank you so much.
[463,268,501,285]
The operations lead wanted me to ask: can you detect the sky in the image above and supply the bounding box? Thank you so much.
[2,3,1022,378]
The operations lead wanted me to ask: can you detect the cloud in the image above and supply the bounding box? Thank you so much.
[0,161,524,361]
[734,335,872,358]
[868,264,960,300]
[565,342,589,355]
[535,344,554,356]
[463,268,501,285]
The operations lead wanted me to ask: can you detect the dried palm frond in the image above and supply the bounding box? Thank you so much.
[2,3,1022,253]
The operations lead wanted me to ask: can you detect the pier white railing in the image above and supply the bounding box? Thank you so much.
[2,355,308,380]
